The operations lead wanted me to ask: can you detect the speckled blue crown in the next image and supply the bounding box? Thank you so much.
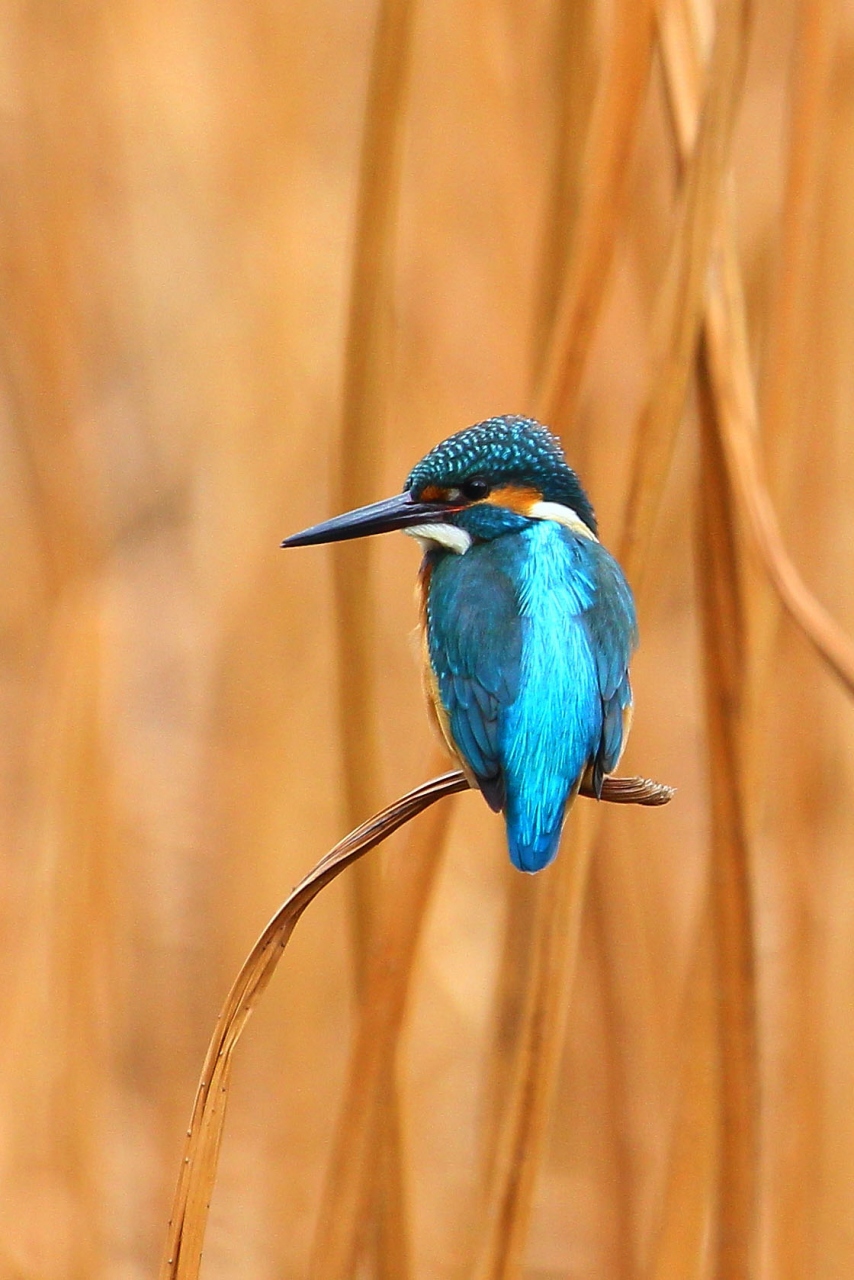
[405,416,597,534]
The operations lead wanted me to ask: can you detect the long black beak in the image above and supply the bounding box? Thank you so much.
[281,491,452,548]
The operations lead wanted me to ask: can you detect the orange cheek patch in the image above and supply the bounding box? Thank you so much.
[419,484,446,502]
[484,484,542,515]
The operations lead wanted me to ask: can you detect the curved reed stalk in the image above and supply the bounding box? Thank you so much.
[161,772,466,1280]
[649,2,853,1273]
[308,756,454,1280]
[706,229,854,701]
[160,772,670,1280]
[661,0,854,701]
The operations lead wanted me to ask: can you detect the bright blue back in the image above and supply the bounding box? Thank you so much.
[425,520,636,872]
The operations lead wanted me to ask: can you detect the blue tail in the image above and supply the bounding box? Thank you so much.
[506,816,564,873]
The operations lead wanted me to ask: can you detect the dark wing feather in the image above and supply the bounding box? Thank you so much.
[425,541,523,812]
[582,543,638,788]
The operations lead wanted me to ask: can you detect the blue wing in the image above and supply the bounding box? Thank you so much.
[582,544,638,795]
[425,538,523,811]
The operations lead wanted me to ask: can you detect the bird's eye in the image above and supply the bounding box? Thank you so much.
[461,477,490,501]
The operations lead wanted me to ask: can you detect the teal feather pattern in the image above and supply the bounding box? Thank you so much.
[426,519,636,872]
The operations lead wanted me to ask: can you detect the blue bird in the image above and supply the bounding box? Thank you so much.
[282,416,638,873]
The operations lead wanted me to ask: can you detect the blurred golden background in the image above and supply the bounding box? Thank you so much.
[1,0,853,1276]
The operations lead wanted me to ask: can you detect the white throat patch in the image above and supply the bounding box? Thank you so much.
[528,501,598,541]
[405,523,472,555]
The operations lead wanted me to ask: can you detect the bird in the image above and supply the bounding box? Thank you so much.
[282,415,638,873]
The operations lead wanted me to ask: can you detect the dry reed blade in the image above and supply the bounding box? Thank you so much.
[737,0,837,849]
[756,0,837,480]
[650,2,839,1280]
[647,912,719,1280]
[620,0,753,591]
[329,1,418,1271]
[473,807,597,1280]
[160,771,468,1280]
[160,772,669,1279]
[0,590,110,1276]
[696,350,756,1277]
[537,0,656,431]
[653,3,763,1275]
[724,6,836,1269]
[660,0,854,702]
[308,757,454,1280]
[530,0,597,371]
[334,0,418,977]
[473,769,674,1278]
[707,214,854,701]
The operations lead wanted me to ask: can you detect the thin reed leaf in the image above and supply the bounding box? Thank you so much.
[309,751,453,1280]
[472,807,598,1280]
[330,1,418,1270]
[696,350,756,1278]
[531,1,597,374]
[655,3,760,1273]
[659,0,854,700]
[744,17,837,1265]
[537,0,656,432]
[647,913,719,1280]
[335,0,418,973]
[160,771,467,1280]
[160,772,670,1279]
[706,212,854,698]
[620,0,753,590]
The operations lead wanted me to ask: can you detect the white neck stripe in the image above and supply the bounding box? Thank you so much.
[528,500,598,541]
[405,523,473,555]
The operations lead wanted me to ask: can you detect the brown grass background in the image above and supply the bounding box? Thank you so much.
[1,0,854,1276]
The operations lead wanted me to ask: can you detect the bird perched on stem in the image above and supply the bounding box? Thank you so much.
[282,416,637,873]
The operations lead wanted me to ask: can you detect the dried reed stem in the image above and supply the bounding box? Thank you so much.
[473,807,597,1280]
[161,772,670,1279]
[334,0,417,976]
[757,0,837,490]
[4,592,110,1277]
[655,2,851,1275]
[330,1,418,1271]
[647,914,719,1280]
[740,5,836,1269]
[537,0,656,432]
[654,3,760,1274]
[308,774,453,1280]
[696,349,756,1278]
[706,214,854,699]
[620,0,753,591]
[531,0,596,372]
[160,771,467,1280]
[660,0,854,700]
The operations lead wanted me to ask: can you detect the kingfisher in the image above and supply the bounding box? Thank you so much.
[282,416,638,873]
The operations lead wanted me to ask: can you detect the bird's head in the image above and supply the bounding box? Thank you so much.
[281,416,597,554]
